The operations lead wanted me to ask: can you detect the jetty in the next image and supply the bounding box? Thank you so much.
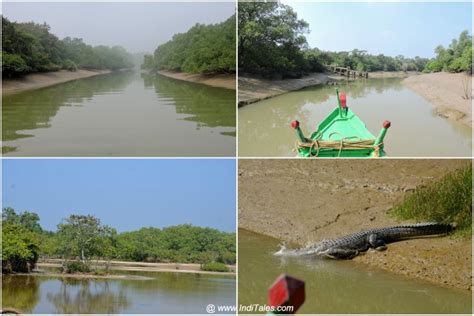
[327,65,369,78]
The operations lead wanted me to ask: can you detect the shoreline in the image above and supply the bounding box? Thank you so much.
[36,259,236,276]
[237,71,416,107]
[402,72,472,127]
[2,69,112,96]
[156,70,236,90]
[238,159,471,292]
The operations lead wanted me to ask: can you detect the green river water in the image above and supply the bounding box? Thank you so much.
[3,71,236,157]
[2,271,235,313]
[239,78,471,157]
[239,229,471,314]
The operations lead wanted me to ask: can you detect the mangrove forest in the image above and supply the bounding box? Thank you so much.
[2,208,236,274]
[2,16,134,78]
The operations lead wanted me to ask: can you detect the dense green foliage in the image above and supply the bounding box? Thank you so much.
[305,49,429,72]
[142,15,235,74]
[424,31,472,73]
[2,208,236,274]
[238,3,469,76]
[201,262,230,272]
[239,2,309,77]
[115,225,236,264]
[63,261,91,273]
[2,16,133,78]
[391,165,472,238]
[2,209,41,272]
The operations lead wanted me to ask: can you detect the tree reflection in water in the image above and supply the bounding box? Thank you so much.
[47,278,130,313]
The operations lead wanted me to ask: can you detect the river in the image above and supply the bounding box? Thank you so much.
[3,71,236,157]
[238,78,471,157]
[2,271,235,313]
[238,229,471,314]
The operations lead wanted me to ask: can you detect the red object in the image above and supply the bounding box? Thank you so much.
[268,274,305,313]
[290,120,300,129]
[339,92,347,108]
[383,120,391,129]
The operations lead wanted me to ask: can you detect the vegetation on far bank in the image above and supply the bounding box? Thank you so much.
[2,16,134,78]
[2,208,236,274]
[142,15,235,74]
[238,2,472,78]
[391,165,472,238]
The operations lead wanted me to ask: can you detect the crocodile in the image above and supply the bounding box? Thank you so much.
[274,223,454,259]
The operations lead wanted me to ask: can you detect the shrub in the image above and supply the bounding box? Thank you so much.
[391,165,472,237]
[63,261,90,273]
[62,59,78,71]
[201,262,230,272]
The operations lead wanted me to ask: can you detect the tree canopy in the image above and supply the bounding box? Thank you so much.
[2,16,133,78]
[2,207,236,274]
[424,30,472,73]
[238,2,309,77]
[142,15,235,74]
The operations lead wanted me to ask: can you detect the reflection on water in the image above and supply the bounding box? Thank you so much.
[238,229,471,314]
[3,70,235,156]
[2,272,235,314]
[238,78,471,157]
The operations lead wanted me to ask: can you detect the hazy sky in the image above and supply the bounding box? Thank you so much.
[288,2,472,58]
[2,2,235,53]
[3,159,236,233]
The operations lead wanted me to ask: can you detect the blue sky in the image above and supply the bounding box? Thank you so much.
[2,159,236,233]
[288,2,472,58]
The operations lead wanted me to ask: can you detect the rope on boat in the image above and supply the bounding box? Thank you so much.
[295,138,383,157]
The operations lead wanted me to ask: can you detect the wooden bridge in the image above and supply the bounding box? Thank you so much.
[327,65,368,78]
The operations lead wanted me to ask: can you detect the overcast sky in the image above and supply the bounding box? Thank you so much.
[2,2,235,53]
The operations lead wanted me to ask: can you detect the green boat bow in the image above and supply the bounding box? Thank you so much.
[291,89,391,158]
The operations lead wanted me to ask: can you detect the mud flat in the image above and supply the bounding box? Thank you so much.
[238,159,471,291]
[37,259,236,276]
[156,70,235,90]
[2,69,111,95]
[402,72,472,127]
[238,72,333,106]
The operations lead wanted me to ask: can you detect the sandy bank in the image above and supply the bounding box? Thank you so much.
[2,69,112,96]
[156,70,235,90]
[238,72,331,106]
[402,72,472,127]
[238,159,471,291]
[37,259,236,276]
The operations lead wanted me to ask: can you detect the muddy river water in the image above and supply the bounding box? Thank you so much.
[3,71,236,157]
[3,271,235,313]
[238,78,471,157]
[238,229,471,314]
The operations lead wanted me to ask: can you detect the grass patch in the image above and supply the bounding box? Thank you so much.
[391,165,472,238]
[201,262,230,272]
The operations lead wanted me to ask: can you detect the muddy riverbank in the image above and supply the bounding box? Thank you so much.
[238,159,471,291]
[402,72,472,127]
[37,259,236,276]
[156,70,235,90]
[2,69,112,95]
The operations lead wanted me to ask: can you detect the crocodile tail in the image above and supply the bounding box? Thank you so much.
[390,222,454,239]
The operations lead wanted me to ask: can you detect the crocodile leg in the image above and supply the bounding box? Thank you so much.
[323,248,359,259]
[368,233,387,251]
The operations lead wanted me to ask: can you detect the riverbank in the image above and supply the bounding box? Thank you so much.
[37,259,236,276]
[238,72,331,106]
[237,71,419,106]
[402,72,472,127]
[156,70,235,90]
[238,159,471,291]
[2,69,112,96]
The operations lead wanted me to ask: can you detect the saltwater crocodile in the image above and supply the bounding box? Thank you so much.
[274,223,453,259]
